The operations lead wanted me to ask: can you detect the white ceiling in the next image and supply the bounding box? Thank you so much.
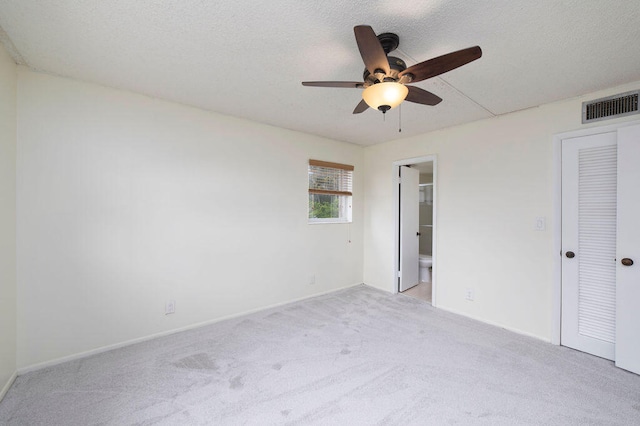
[1,0,639,146]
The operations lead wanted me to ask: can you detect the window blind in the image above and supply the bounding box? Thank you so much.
[308,160,353,196]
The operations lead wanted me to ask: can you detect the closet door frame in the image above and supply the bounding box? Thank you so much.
[551,119,640,346]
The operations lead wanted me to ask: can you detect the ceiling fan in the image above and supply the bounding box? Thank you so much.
[302,25,482,115]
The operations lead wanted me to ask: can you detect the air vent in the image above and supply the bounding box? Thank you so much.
[582,90,639,123]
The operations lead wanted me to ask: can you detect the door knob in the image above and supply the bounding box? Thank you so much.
[621,258,634,266]
[565,251,575,259]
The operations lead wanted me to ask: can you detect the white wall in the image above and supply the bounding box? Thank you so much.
[0,44,17,396]
[363,81,640,341]
[16,69,364,369]
[13,63,640,369]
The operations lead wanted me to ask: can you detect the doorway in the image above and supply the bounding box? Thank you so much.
[393,156,436,305]
[554,121,640,375]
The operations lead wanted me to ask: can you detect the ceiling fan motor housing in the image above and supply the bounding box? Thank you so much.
[363,56,407,86]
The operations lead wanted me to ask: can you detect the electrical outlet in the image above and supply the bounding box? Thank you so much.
[165,300,176,315]
[535,217,546,231]
[309,275,316,285]
[465,288,474,301]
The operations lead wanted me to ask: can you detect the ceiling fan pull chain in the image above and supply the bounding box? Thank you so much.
[399,104,402,133]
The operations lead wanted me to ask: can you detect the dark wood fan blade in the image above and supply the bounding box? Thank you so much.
[353,99,369,114]
[302,81,364,88]
[405,86,443,106]
[399,46,482,83]
[354,25,390,76]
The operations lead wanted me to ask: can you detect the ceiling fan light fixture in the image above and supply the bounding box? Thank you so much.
[362,82,408,112]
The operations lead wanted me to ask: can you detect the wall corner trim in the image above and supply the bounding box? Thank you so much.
[17,283,364,375]
[0,370,18,403]
[437,305,550,343]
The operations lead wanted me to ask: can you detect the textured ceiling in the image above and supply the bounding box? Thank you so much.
[1,0,639,146]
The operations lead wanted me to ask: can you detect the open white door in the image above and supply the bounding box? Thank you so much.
[561,132,617,360]
[615,124,640,375]
[399,166,419,292]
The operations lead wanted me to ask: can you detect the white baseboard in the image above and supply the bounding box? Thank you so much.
[434,305,550,343]
[0,371,17,402]
[18,283,363,375]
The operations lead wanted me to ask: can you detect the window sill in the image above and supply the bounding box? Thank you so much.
[308,220,352,225]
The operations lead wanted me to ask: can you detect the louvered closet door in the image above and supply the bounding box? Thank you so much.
[561,131,617,360]
[615,124,640,374]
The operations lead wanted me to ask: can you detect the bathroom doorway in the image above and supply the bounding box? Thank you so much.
[393,156,436,305]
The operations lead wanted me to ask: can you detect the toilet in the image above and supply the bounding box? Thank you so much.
[419,254,432,283]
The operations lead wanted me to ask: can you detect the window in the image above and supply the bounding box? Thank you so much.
[308,159,353,223]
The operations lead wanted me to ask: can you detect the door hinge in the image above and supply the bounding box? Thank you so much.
[397,270,402,278]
